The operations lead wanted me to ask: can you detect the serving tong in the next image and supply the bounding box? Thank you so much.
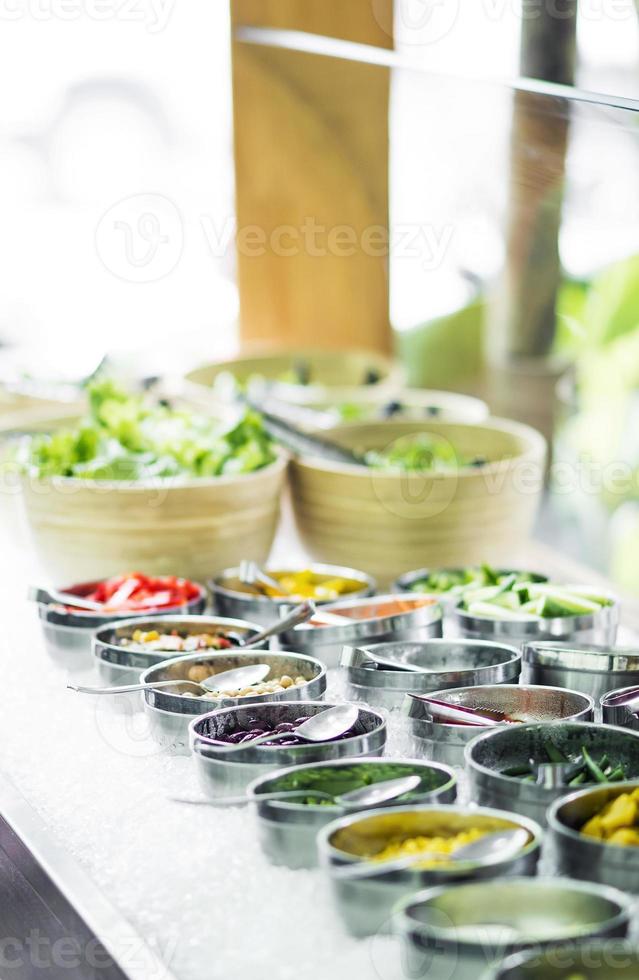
[28,586,106,612]
[409,695,502,727]
[341,645,426,673]
[602,687,639,713]
[244,396,362,466]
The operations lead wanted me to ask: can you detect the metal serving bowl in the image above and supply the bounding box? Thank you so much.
[209,563,375,626]
[141,650,327,754]
[93,614,263,685]
[37,580,207,667]
[393,568,548,605]
[488,941,639,980]
[190,701,386,796]
[466,722,639,827]
[394,878,631,980]
[522,643,639,703]
[277,594,443,668]
[403,685,594,769]
[548,781,639,894]
[601,685,639,731]
[318,805,542,939]
[340,639,521,712]
[454,599,619,648]
[248,757,457,870]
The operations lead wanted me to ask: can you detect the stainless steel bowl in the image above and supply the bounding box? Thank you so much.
[141,651,327,754]
[393,568,547,604]
[403,685,594,769]
[487,941,639,980]
[601,684,639,731]
[93,614,263,685]
[466,722,639,827]
[318,805,542,938]
[394,878,631,980]
[278,594,444,668]
[190,701,386,796]
[548,781,639,893]
[340,639,521,712]
[248,757,457,870]
[520,643,639,703]
[455,599,619,648]
[210,563,375,626]
[37,581,207,668]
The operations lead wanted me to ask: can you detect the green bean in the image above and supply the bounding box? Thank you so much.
[581,747,607,783]
[546,743,569,764]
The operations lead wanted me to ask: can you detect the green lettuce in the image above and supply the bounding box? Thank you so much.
[15,380,276,481]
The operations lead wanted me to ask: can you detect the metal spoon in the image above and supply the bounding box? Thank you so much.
[332,828,529,880]
[208,703,360,753]
[172,774,421,809]
[28,586,106,612]
[68,662,273,697]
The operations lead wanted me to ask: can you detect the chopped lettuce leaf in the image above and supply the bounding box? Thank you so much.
[15,380,276,481]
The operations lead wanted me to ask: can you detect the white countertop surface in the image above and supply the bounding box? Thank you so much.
[1,502,637,980]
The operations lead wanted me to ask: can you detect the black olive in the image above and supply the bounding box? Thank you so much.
[382,400,403,417]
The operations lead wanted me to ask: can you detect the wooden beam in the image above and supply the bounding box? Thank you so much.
[230,0,393,47]
[230,1,393,353]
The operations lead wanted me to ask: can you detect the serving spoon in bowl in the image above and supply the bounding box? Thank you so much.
[203,703,360,754]
[68,662,274,697]
[172,774,422,809]
[332,828,529,880]
[66,601,317,697]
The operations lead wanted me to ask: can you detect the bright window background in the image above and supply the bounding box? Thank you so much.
[393,0,639,98]
[1,1,638,379]
[0,0,237,384]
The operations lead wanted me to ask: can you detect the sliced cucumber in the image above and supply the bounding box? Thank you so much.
[466,601,540,621]
[537,591,602,618]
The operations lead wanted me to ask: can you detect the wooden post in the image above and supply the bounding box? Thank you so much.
[230,1,393,353]
[491,1,577,361]
[484,2,577,447]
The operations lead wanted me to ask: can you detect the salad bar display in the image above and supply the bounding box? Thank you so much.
[2,362,639,980]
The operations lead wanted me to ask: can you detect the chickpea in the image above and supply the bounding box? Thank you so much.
[279,675,294,688]
[187,664,213,683]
